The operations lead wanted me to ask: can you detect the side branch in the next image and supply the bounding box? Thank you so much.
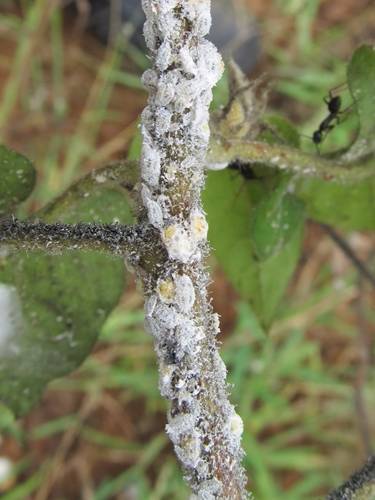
[327,455,375,500]
[208,139,375,183]
[0,218,145,257]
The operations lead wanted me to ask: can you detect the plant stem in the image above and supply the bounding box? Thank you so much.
[0,218,146,258]
[208,138,375,183]
[138,1,248,498]
[327,455,375,500]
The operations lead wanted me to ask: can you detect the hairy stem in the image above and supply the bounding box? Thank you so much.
[0,218,146,258]
[327,455,375,500]
[138,1,248,498]
[208,138,375,183]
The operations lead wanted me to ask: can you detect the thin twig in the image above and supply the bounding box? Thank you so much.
[353,276,374,457]
[322,224,375,289]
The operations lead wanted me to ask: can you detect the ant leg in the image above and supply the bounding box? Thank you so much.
[259,122,288,145]
[329,82,348,95]
[337,104,354,123]
[324,83,347,105]
[299,133,314,147]
[325,124,336,133]
[323,88,336,104]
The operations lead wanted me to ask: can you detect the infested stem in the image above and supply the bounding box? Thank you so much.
[138,1,248,498]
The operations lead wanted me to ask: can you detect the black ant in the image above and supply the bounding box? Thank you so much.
[228,159,258,180]
[312,90,343,146]
[311,83,354,150]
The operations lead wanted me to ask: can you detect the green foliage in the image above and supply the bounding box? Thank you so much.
[203,169,303,328]
[261,115,301,148]
[250,177,304,261]
[203,107,305,326]
[211,68,230,112]
[296,177,375,230]
[295,45,375,230]
[0,144,36,216]
[0,172,134,417]
[347,45,375,155]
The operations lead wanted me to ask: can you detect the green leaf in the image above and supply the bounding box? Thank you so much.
[250,177,304,260]
[203,169,303,328]
[346,44,375,156]
[261,115,301,148]
[296,176,375,230]
[211,68,230,111]
[127,122,142,161]
[0,167,135,416]
[0,145,36,216]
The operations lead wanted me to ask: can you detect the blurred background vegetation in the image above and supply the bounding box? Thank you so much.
[0,0,374,498]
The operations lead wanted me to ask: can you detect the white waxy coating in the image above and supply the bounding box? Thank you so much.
[180,46,198,76]
[174,274,195,312]
[229,412,244,440]
[155,107,173,134]
[144,294,158,318]
[142,68,158,89]
[196,479,222,499]
[162,225,196,263]
[206,161,229,171]
[159,362,176,397]
[166,413,197,442]
[156,40,173,71]
[141,140,161,187]
[175,320,203,357]
[145,198,164,229]
[151,303,185,337]
[190,211,209,242]
[174,430,201,469]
